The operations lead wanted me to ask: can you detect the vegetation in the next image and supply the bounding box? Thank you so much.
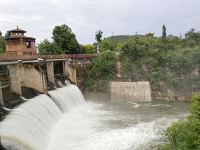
[38,24,80,54]
[38,39,59,54]
[160,95,200,150]
[162,25,167,41]
[82,51,116,91]
[81,44,96,54]
[0,31,5,54]
[83,27,200,93]
[95,30,103,53]
[95,30,103,43]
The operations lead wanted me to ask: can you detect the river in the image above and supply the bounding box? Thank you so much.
[0,85,189,150]
[48,100,189,150]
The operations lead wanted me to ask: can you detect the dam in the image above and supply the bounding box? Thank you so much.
[0,83,189,150]
[0,27,192,149]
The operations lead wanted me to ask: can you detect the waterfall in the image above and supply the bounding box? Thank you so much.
[0,84,85,150]
[48,85,85,112]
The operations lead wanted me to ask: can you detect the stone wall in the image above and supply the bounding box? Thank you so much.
[152,88,200,102]
[110,81,152,102]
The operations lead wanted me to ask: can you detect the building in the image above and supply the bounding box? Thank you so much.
[5,26,37,55]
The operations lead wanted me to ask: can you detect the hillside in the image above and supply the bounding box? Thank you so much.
[82,30,200,101]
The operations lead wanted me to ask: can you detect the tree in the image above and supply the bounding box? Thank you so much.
[95,30,103,43]
[184,28,200,46]
[95,30,103,53]
[52,24,80,54]
[162,25,167,41]
[38,39,60,54]
[145,33,155,37]
[0,32,5,54]
[121,39,149,61]
[82,44,96,54]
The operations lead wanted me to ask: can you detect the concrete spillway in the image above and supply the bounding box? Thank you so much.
[0,84,85,150]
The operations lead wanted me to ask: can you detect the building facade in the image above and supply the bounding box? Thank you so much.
[5,26,37,55]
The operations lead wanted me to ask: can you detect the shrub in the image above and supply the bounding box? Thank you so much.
[161,95,200,150]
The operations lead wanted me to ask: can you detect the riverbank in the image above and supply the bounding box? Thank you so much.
[159,94,200,149]
[81,38,200,102]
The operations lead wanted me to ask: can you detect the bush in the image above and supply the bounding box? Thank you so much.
[161,95,200,150]
[82,51,116,91]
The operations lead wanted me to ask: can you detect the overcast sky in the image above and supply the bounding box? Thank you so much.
[0,0,200,44]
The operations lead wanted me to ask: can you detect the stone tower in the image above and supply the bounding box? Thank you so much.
[5,26,37,55]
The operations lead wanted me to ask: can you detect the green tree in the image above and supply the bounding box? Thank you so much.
[83,51,116,91]
[82,44,96,54]
[0,32,5,54]
[184,28,200,46]
[95,30,103,43]
[38,39,60,54]
[162,25,167,41]
[100,41,116,52]
[145,33,155,37]
[95,30,103,53]
[52,24,80,54]
[121,39,149,61]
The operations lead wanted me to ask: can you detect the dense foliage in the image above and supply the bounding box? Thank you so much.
[38,39,60,54]
[83,28,200,93]
[0,32,5,54]
[82,51,116,91]
[95,30,103,43]
[38,24,80,54]
[80,44,96,54]
[160,95,200,150]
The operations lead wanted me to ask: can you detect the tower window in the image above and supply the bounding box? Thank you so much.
[25,41,31,48]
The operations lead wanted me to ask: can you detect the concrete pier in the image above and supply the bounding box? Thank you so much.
[47,62,55,85]
[8,64,22,95]
[63,61,77,85]
[110,81,152,102]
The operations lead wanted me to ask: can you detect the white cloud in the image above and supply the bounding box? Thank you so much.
[0,0,199,44]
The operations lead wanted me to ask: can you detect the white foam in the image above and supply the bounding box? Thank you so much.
[0,95,62,150]
[48,85,85,112]
[0,85,86,150]
[47,101,181,150]
[0,85,188,150]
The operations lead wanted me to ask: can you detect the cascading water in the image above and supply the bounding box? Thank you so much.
[0,84,85,150]
[0,84,189,150]
[0,95,62,150]
[48,85,85,112]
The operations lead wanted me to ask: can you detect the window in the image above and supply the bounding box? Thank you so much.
[25,41,31,48]
[31,41,35,46]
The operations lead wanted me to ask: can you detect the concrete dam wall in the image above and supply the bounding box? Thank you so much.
[110,81,152,102]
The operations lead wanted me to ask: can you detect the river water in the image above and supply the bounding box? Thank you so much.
[48,100,189,150]
[0,85,189,150]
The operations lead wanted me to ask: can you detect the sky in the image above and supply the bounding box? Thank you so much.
[0,0,200,44]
